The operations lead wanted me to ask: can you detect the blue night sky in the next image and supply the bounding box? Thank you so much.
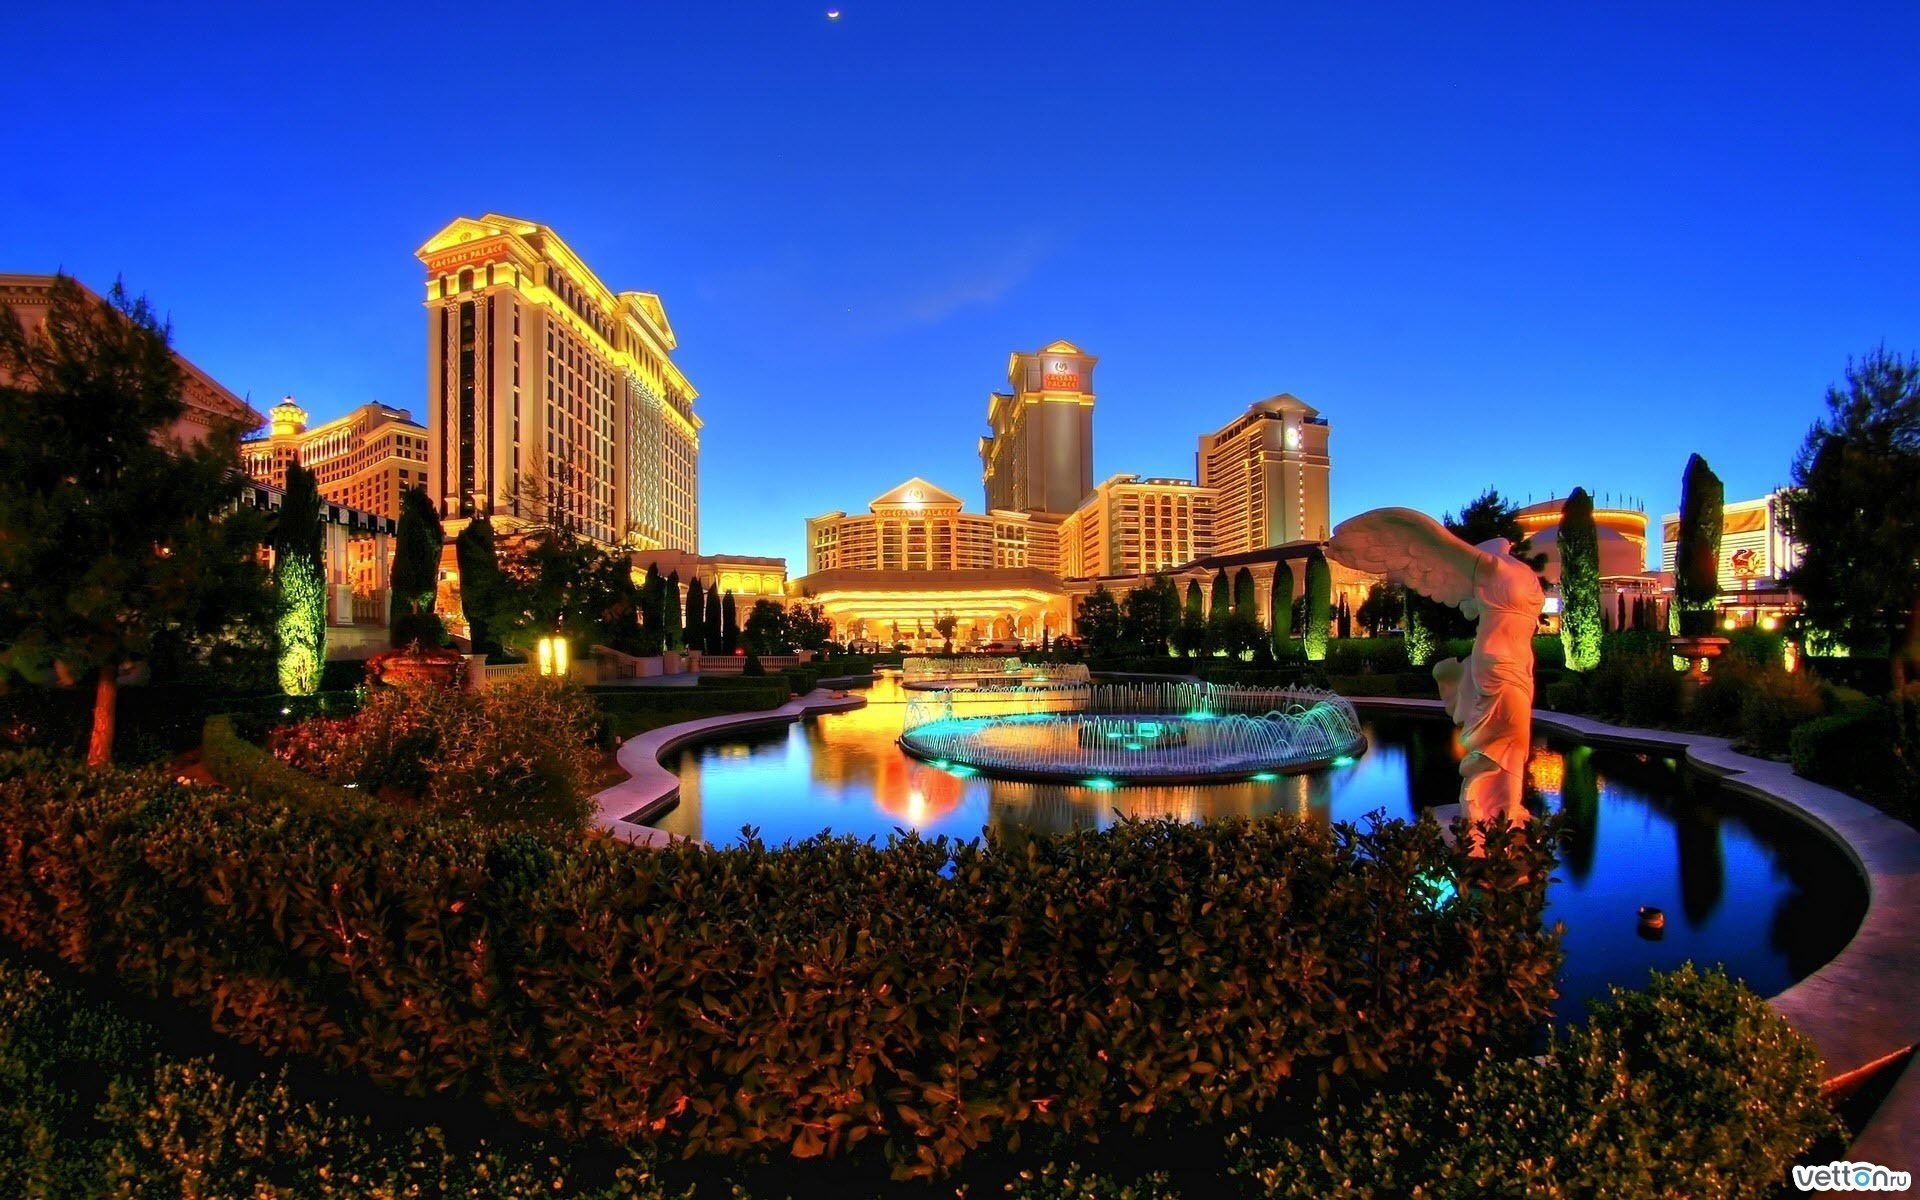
[5,2,1916,569]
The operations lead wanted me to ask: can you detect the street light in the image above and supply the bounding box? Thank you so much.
[537,635,570,678]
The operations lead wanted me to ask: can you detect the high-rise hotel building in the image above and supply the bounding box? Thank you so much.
[1197,394,1331,554]
[242,398,429,520]
[1057,474,1218,580]
[980,340,1097,516]
[416,215,699,550]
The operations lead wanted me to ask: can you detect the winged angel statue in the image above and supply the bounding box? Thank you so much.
[1327,508,1544,831]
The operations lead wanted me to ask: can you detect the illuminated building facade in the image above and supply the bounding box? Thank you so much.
[1515,495,1662,630]
[242,398,429,520]
[417,215,699,550]
[1058,474,1218,581]
[1660,491,1802,628]
[980,340,1097,516]
[1197,395,1331,555]
[0,273,263,445]
[800,479,1071,647]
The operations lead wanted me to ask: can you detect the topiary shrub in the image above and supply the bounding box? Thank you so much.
[1231,964,1834,1200]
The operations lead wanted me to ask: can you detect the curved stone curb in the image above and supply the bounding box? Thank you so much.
[1350,696,1920,1086]
[589,688,868,847]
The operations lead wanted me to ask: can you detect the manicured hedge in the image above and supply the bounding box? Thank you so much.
[0,755,1560,1178]
[0,953,691,1199]
[591,685,791,739]
[1792,699,1917,814]
[1230,964,1833,1199]
[201,714,361,811]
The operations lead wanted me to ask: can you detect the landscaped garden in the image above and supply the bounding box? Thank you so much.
[0,280,1915,1197]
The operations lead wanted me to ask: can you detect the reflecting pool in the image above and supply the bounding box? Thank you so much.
[655,677,1866,1019]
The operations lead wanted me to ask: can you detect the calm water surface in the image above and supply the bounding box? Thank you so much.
[657,677,1866,1019]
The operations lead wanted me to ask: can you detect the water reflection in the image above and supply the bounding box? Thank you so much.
[660,677,1866,1019]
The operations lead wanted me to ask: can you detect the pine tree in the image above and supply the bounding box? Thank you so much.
[0,275,272,763]
[273,461,327,694]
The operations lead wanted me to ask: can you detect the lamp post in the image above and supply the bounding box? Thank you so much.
[537,635,570,678]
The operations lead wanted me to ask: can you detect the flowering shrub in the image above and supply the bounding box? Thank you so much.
[271,677,599,830]
[1229,964,1833,1199]
[0,755,1561,1178]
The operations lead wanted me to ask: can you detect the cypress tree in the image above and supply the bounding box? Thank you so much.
[389,485,445,648]
[663,571,684,651]
[1232,567,1256,618]
[684,576,707,653]
[1674,454,1725,636]
[1270,561,1295,651]
[273,461,327,694]
[1559,487,1603,670]
[454,513,506,657]
[1336,593,1352,640]
[722,590,740,653]
[1210,571,1230,618]
[1405,590,1436,666]
[704,586,723,654]
[1304,551,1332,661]
[1185,579,1204,620]
[637,564,664,655]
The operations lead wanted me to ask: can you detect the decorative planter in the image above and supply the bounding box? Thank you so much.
[1668,634,1730,682]
[363,641,467,689]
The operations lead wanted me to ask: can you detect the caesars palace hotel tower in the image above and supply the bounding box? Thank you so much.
[980,340,1097,516]
[416,214,699,551]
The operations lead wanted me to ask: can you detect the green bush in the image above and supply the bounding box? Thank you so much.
[0,759,1560,1178]
[1792,698,1917,813]
[1230,964,1833,1199]
[269,678,601,831]
[0,956,691,1199]
[1319,637,1410,676]
[201,715,360,811]
[593,685,790,739]
[1003,1161,1182,1199]
[1734,665,1825,757]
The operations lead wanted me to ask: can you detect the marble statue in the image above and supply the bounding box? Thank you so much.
[1326,508,1545,833]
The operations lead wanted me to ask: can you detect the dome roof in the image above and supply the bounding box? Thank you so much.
[1528,523,1644,583]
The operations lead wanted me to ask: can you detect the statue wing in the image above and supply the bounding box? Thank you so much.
[1326,507,1484,608]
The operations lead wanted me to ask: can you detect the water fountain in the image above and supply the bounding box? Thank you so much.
[898,681,1365,784]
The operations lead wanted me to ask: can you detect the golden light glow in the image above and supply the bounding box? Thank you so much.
[536,635,570,677]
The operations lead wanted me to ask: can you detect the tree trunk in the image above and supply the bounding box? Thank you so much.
[87,663,119,767]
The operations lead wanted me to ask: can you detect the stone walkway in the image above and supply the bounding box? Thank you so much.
[588,687,868,847]
[1354,695,1920,1168]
